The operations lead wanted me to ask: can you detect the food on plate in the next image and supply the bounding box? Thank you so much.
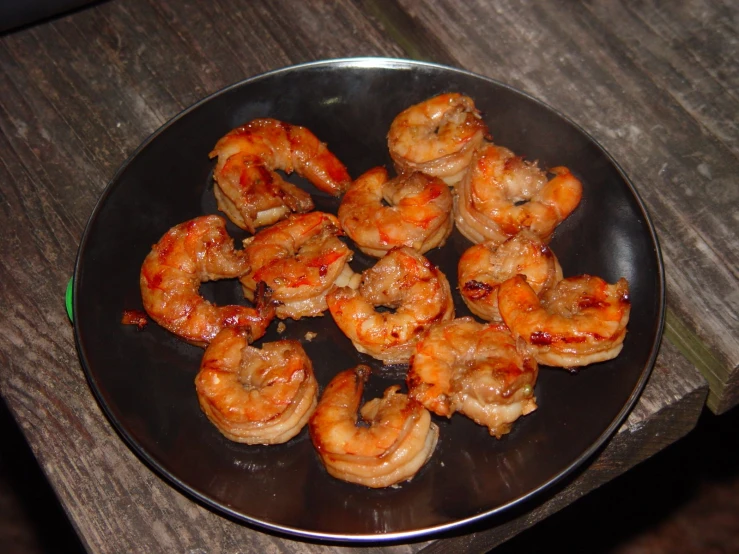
[132,90,633,491]
[498,274,631,368]
[388,92,489,186]
[454,142,583,245]
[407,317,538,438]
[210,118,351,233]
[195,327,318,444]
[121,309,148,330]
[458,231,563,322]
[309,365,438,488]
[139,215,275,346]
[327,247,454,364]
[240,211,357,320]
[338,167,453,257]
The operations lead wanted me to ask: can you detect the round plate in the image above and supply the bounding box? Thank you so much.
[74,58,664,542]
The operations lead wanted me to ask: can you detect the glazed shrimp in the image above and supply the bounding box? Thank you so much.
[309,365,438,488]
[327,247,455,365]
[458,231,563,322]
[338,167,453,257]
[195,327,318,444]
[407,317,538,438]
[388,93,489,186]
[498,274,631,368]
[210,118,351,233]
[140,215,274,347]
[454,142,583,245]
[240,212,357,320]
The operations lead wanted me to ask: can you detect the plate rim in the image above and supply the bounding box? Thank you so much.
[73,56,666,543]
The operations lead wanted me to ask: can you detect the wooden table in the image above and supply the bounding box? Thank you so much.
[1,0,735,552]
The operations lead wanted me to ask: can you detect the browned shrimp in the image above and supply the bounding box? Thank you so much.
[407,317,538,438]
[195,327,318,444]
[210,118,351,233]
[309,365,438,488]
[338,167,453,257]
[498,274,631,368]
[388,93,489,186]
[240,211,357,320]
[327,247,455,365]
[139,215,274,347]
[454,142,583,244]
[458,231,563,322]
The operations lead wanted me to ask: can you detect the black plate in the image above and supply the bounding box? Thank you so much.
[74,58,664,542]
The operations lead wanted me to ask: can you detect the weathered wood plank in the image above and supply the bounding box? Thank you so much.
[581,0,739,414]
[384,0,738,413]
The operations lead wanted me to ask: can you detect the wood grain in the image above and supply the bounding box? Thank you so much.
[0,0,717,552]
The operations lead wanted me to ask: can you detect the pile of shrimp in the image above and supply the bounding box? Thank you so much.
[131,93,631,489]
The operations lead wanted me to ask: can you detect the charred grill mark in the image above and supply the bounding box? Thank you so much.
[530,331,552,346]
[578,295,609,310]
[462,279,494,299]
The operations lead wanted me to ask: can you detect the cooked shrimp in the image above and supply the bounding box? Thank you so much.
[212,155,314,233]
[140,215,274,347]
[210,118,351,232]
[497,274,631,368]
[458,231,563,322]
[454,142,583,244]
[338,167,453,257]
[240,211,357,320]
[195,327,318,444]
[407,317,538,438]
[327,247,454,364]
[309,365,438,488]
[388,93,489,186]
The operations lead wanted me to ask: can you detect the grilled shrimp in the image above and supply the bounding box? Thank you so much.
[210,118,351,233]
[327,247,455,365]
[498,274,631,368]
[454,142,582,245]
[309,365,438,488]
[407,317,538,438]
[388,93,489,186]
[195,327,318,444]
[240,211,357,320]
[338,167,453,257]
[458,231,563,322]
[139,215,274,347]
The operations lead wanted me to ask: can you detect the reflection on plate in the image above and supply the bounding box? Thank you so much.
[74,58,664,542]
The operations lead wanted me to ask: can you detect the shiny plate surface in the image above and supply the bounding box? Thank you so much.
[74,58,664,541]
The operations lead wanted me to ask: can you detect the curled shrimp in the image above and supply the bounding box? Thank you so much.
[458,231,563,322]
[240,211,357,320]
[309,365,438,488]
[498,274,631,368]
[454,142,583,245]
[407,317,538,438]
[338,167,453,257]
[210,118,351,233]
[388,93,489,186]
[139,215,274,347]
[327,247,455,365]
[195,327,318,444]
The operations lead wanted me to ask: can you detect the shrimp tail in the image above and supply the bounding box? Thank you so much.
[253,281,277,319]
[354,364,372,388]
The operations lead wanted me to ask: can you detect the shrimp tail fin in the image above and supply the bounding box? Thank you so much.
[354,364,372,384]
[254,281,277,320]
